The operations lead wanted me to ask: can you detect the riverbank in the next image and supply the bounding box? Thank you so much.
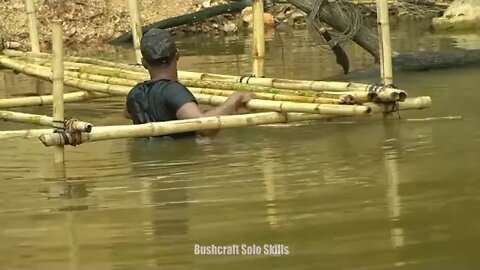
[0,0,449,51]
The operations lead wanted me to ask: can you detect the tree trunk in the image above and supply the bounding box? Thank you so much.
[287,0,380,60]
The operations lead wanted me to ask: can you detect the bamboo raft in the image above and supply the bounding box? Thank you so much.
[0,50,432,145]
[0,0,433,153]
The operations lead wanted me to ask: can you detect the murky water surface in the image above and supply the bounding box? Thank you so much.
[1,20,480,269]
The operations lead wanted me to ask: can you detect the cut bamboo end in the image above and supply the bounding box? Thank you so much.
[366,96,432,113]
[2,50,412,98]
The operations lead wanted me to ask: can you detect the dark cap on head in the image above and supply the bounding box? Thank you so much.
[140,28,177,65]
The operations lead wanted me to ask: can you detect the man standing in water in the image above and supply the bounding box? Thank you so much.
[124,28,253,138]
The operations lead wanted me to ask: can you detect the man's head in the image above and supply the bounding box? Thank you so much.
[140,28,178,69]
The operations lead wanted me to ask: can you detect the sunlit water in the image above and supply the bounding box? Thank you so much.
[1,19,480,270]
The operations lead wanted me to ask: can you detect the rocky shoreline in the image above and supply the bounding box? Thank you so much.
[0,0,449,52]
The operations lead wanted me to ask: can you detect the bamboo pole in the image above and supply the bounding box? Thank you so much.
[2,50,406,95]
[376,0,394,85]
[7,58,376,103]
[366,96,431,113]
[1,110,52,126]
[1,96,431,142]
[3,49,144,71]
[195,94,370,116]
[0,91,110,108]
[189,87,351,104]
[0,110,93,131]
[128,0,143,65]
[0,128,52,140]
[25,0,40,53]
[38,112,337,146]
[52,20,65,164]
[252,0,265,77]
[2,51,408,100]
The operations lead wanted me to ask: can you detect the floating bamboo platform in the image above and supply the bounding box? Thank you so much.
[0,49,432,146]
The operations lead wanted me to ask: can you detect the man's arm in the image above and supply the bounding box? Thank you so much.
[175,92,253,137]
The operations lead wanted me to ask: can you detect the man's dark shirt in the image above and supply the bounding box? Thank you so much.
[126,79,198,139]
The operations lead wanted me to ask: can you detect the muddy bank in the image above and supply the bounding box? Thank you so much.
[0,0,449,51]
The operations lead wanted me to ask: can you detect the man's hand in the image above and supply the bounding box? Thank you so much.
[225,92,255,110]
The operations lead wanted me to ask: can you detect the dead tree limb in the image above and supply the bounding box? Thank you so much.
[287,0,380,60]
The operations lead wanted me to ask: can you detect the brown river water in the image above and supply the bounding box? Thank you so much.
[1,19,480,269]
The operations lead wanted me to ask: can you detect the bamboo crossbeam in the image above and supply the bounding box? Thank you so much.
[38,112,334,146]
[0,91,110,109]
[189,88,350,104]
[0,110,93,132]
[2,49,144,71]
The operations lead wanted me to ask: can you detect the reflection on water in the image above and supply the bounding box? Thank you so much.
[1,21,480,269]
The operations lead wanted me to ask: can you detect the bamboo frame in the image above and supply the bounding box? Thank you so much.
[25,0,40,53]
[0,128,52,140]
[128,0,143,64]
[3,50,408,96]
[252,0,265,77]
[52,20,65,163]
[38,96,433,147]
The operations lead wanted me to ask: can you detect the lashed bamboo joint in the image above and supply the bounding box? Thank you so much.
[0,110,94,132]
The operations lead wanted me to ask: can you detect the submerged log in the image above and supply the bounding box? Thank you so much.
[342,48,480,79]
